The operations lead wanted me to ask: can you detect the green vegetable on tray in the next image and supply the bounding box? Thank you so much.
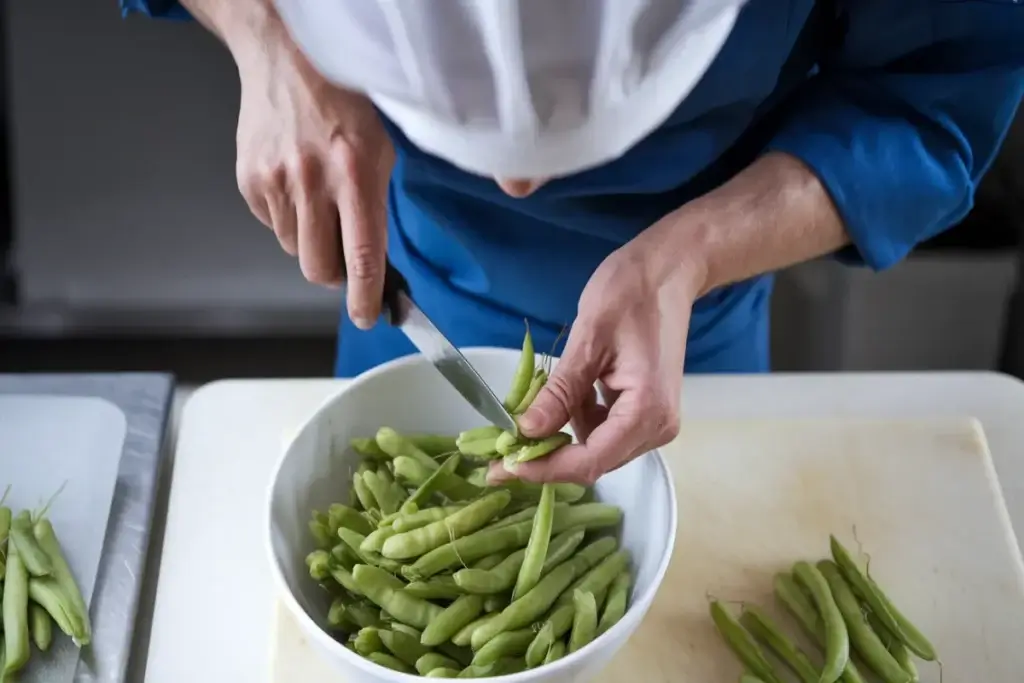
[0,485,94,679]
[712,535,936,683]
[302,323,633,677]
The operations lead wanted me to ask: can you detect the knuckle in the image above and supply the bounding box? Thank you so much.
[346,241,382,282]
[293,152,324,188]
[635,385,680,444]
[542,373,580,412]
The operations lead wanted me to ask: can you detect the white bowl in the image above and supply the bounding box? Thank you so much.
[266,347,678,683]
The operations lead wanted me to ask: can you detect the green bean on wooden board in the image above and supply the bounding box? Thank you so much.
[817,560,912,683]
[868,612,919,682]
[793,560,849,683]
[503,325,535,412]
[829,535,936,661]
[11,511,52,578]
[739,606,819,683]
[568,590,598,653]
[709,601,785,683]
[773,573,868,683]
[0,506,11,580]
[3,541,29,675]
[29,604,52,652]
[513,482,555,599]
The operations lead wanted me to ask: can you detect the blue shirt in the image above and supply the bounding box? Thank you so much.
[125,0,1024,377]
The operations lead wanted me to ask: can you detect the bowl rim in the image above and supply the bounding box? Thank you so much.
[265,347,680,681]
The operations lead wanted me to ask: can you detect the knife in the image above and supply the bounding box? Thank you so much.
[342,258,519,435]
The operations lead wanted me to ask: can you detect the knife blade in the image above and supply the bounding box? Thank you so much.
[344,259,519,435]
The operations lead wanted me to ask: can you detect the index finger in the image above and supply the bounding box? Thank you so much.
[336,148,388,329]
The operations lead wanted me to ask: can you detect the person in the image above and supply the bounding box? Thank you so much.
[123,0,1024,485]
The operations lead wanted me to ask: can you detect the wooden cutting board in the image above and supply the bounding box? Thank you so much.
[270,418,1024,682]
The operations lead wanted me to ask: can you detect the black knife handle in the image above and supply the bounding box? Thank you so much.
[338,256,411,327]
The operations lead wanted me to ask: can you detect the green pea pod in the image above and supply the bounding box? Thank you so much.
[543,639,566,665]
[376,428,438,471]
[471,629,535,667]
[361,526,399,554]
[793,561,849,683]
[495,431,520,456]
[362,471,401,516]
[328,504,374,536]
[505,433,573,467]
[12,511,53,577]
[484,594,509,613]
[513,482,555,600]
[30,602,53,652]
[458,426,504,444]
[352,564,444,630]
[401,453,462,515]
[416,652,462,676]
[392,505,465,533]
[382,490,512,560]
[26,577,81,639]
[353,627,385,656]
[740,606,819,683]
[305,550,331,581]
[0,506,11,578]
[379,628,432,666]
[457,437,501,458]
[830,535,936,661]
[512,369,548,415]
[597,570,631,635]
[391,456,481,501]
[407,434,459,456]
[817,561,911,683]
[421,594,485,646]
[3,542,30,674]
[350,437,389,461]
[426,667,461,678]
[708,601,785,683]
[404,576,464,601]
[868,613,920,682]
[568,590,598,653]
[542,528,587,576]
[504,325,536,412]
[557,549,631,609]
[452,613,501,648]
[453,548,527,595]
[367,651,414,673]
[352,472,377,511]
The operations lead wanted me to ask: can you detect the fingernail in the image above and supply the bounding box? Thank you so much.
[353,317,374,330]
[501,460,519,477]
[517,410,541,433]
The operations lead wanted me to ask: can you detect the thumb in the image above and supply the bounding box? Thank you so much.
[519,335,601,437]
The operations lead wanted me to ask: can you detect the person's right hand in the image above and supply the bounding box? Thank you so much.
[233,23,395,329]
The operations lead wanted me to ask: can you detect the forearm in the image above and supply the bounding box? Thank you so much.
[644,151,849,298]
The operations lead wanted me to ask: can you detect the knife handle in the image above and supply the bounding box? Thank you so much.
[338,256,411,327]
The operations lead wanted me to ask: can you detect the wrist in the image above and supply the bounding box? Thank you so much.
[181,0,285,63]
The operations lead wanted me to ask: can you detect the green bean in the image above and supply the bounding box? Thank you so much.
[774,573,869,683]
[453,548,527,595]
[868,613,919,682]
[794,561,849,683]
[597,570,630,635]
[495,431,519,456]
[26,578,80,638]
[380,628,432,666]
[426,667,461,678]
[391,456,481,501]
[504,325,535,412]
[417,652,461,676]
[407,434,460,456]
[402,453,461,514]
[3,542,30,674]
[29,602,51,651]
[470,537,617,650]
[514,482,555,599]
[542,528,587,576]
[376,427,438,470]
[406,503,622,580]
[351,437,389,461]
[486,504,545,530]
[383,490,512,560]
[457,438,501,459]
[505,432,573,466]
[329,565,362,596]
[0,506,11,578]
[484,594,509,613]
[817,561,910,683]
[438,642,473,666]
[709,601,784,683]
[352,564,443,630]
[367,651,414,673]
[331,543,358,569]
[392,506,465,533]
[346,601,385,629]
[740,606,819,683]
[352,471,377,511]
[353,627,385,655]
[389,622,421,638]
[452,613,501,647]
[357,459,376,476]
[829,536,935,661]
[362,471,401,516]
[361,526,399,554]
[306,550,331,581]
[526,621,556,668]
[404,576,464,601]
[471,552,508,570]
[512,369,548,415]
[336,528,404,574]
[568,590,598,653]
[557,549,630,608]
[422,594,485,646]
[327,599,354,630]
[308,514,333,549]
[543,638,566,665]
[328,503,374,536]
[458,426,505,444]
[10,513,51,579]
[471,628,535,666]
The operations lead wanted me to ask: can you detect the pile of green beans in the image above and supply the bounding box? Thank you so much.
[304,325,636,678]
[711,535,937,683]
[0,490,94,678]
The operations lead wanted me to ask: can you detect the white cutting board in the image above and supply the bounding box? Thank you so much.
[0,394,126,681]
[270,417,1024,683]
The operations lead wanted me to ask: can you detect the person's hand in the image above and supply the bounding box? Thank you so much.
[488,228,707,486]
[233,21,395,328]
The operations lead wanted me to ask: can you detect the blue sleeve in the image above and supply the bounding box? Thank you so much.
[120,0,192,20]
[767,1,1024,270]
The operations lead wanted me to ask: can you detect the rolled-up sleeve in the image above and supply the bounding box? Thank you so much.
[768,1,1024,270]
[120,0,191,20]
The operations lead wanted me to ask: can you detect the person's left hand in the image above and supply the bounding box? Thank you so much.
[487,225,707,486]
